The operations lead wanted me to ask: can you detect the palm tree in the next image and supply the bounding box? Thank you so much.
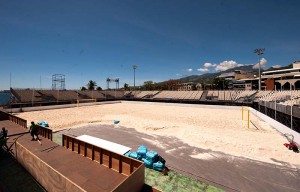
[87,80,97,90]
[123,83,130,91]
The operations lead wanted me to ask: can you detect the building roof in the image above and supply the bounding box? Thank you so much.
[219,72,235,78]
[262,67,300,74]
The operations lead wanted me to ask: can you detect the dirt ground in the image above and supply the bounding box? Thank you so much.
[16,102,300,167]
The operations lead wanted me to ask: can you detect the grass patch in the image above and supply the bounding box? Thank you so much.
[145,168,223,192]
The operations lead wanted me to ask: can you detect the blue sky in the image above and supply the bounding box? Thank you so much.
[1,0,300,90]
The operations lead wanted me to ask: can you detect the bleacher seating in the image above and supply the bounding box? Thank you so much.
[134,91,159,99]
[10,88,300,107]
[39,90,78,101]
[77,90,105,100]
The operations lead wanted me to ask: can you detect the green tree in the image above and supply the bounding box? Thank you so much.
[143,81,154,90]
[87,80,97,90]
[123,83,130,91]
[80,86,87,91]
[212,77,229,90]
[96,86,102,91]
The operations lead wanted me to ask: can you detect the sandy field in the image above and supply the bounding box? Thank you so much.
[16,102,300,167]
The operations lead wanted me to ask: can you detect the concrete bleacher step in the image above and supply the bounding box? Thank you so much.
[200,91,208,101]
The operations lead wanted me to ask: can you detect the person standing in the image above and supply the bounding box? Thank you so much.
[0,127,7,139]
[0,127,9,151]
[29,121,39,141]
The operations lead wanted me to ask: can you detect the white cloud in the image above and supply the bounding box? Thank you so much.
[186,68,193,72]
[215,60,244,71]
[204,63,217,68]
[253,58,267,69]
[197,68,209,72]
[176,73,181,76]
[272,65,281,68]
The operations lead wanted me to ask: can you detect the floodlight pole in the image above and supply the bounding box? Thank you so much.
[133,65,137,90]
[254,48,265,91]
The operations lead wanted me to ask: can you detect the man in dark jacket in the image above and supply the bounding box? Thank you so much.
[29,121,39,141]
[0,127,8,151]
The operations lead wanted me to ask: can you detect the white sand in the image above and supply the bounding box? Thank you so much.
[16,102,300,167]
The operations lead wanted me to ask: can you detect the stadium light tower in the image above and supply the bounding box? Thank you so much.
[254,48,265,91]
[133,64,138,90]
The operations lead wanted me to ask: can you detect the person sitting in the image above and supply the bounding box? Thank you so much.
[29,122,39,141]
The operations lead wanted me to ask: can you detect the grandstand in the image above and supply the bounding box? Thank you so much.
[5,88,300,133]
[7,88,300,107]
[2,88,300,191]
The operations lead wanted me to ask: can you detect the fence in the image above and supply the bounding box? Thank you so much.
[62,134,143,176]
[0,110,52,140]
[259,101,300,117]
[0,110,27,128]
[36,124,53,141]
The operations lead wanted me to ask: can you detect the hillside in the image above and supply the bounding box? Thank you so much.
[178,65,256,83]
[155,62,295,85]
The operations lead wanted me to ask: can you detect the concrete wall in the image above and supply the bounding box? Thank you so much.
[113,164,145,192]
[4,101,121,113]
[121,100,242,110]
[15,143,85,192]
[249,107,300,145]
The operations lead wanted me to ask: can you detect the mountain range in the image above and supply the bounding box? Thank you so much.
[172,63,294,84]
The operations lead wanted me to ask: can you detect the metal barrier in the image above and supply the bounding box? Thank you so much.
[62,134,143,176]
[0,110,27,128]
[37,124,53,141]
[0,110,52,140]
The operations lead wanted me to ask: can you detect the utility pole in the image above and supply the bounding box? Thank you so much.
[133,65,138,90]
[254,48,265,91]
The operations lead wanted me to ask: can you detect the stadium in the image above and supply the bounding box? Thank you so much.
[1,88,300,191]
[1,1,300,191]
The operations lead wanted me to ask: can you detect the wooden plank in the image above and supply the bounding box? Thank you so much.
[113,161,145,192]
[109,152,112,168]
[80,141,85,155]
[92,146,95,160]
[100,148,103,164]
[119,156,122,173]
[78,140,80,154]
[86,144,92,159]
[111,153,119,171]
[130,159,133,174]
[66,136,69,148]
[102,150,109,167]
[73,140,78,153]
[72,139,74,151]
[94,147,100,163]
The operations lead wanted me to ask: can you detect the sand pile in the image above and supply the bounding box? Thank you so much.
[16,102,300,167]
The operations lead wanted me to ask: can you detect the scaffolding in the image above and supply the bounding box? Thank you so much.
[52,74,65,90]
[106,78,119,90]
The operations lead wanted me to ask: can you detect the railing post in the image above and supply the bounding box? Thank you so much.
[78,141,80,154]
[119,156,122,173]
[72,139,74,151]
[62,135,65,147]
[130,159,133,174]
[92,146,95,160]
[66,137,69,148]
[109,152,112,168]
[100,149,103,164]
